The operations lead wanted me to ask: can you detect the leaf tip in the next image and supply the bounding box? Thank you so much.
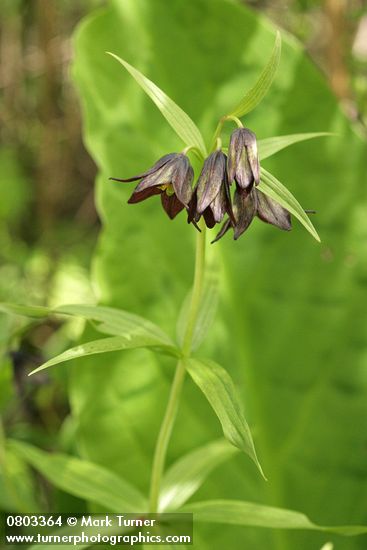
[105,51,120,63]
[257,461,267,481]
[312,229,321,243]
[28,366,43,376]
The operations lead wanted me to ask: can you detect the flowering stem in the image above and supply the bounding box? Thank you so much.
[182,145,204,162]
[211,117,226,151]
[148,221,207,512]
[211,115,244,151]
[226,115,243,128]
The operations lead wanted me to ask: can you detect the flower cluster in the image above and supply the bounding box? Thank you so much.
[110,128,291,242]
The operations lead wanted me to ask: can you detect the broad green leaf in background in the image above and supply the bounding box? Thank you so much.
[176,261,219,351]
[160,439,238,511]
[184,358,265,479]
[258,168,320,241]
[258,133,332,161]
[9,440,147,512]
[107,53,207,157]
[180,500,367,536]
[72,1,367,549]
[227,31,281,118]
[29,334,180,375]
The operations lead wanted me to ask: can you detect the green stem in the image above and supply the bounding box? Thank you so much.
[211,117,226,151]
[210,115,243,151]
[148,222,207,512]
[181,221,206,357]
[226,115,243,128]
[182,146,204,162]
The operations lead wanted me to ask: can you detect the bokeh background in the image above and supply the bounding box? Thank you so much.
[1,1,367,549]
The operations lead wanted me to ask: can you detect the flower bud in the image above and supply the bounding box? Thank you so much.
[227,128,260,190]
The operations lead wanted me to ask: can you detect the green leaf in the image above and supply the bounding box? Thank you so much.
[29,334,180,375]
[0,302,174,346]
[160,439,237,511]
[258,133,332,161]
[107,52,206,156]
[0,303,50,318]
[9,440,147,513]
[56,304,174,345]
[179,500,367,536]
[184,358,265,478]
[227,31,281,118]
[258,168,320,242]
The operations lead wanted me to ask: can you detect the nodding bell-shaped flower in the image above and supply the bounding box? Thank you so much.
[188,150,235,229]
[212,188,291,243]
[227,128,260,191]
[110,153,194,219]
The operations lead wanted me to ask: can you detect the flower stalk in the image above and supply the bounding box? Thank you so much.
[148,219,207,513]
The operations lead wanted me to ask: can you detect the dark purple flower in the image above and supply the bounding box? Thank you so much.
[188,150,235,229]
[212,188,291,242]
[227,128,260,191]
[110,153,194,219]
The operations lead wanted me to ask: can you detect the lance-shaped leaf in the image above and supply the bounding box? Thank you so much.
[160,439,237,512]
[0,303,50,318]
[107,52,207,157]
[179,500,367,536]
[0,302,175,348]
[55,304,173,344]
[184,358,265,479]
[226,31,281,118]
[9,440,147,512]
[258,132,332,160]
[258,168,320,242]
[29,334,180,375]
